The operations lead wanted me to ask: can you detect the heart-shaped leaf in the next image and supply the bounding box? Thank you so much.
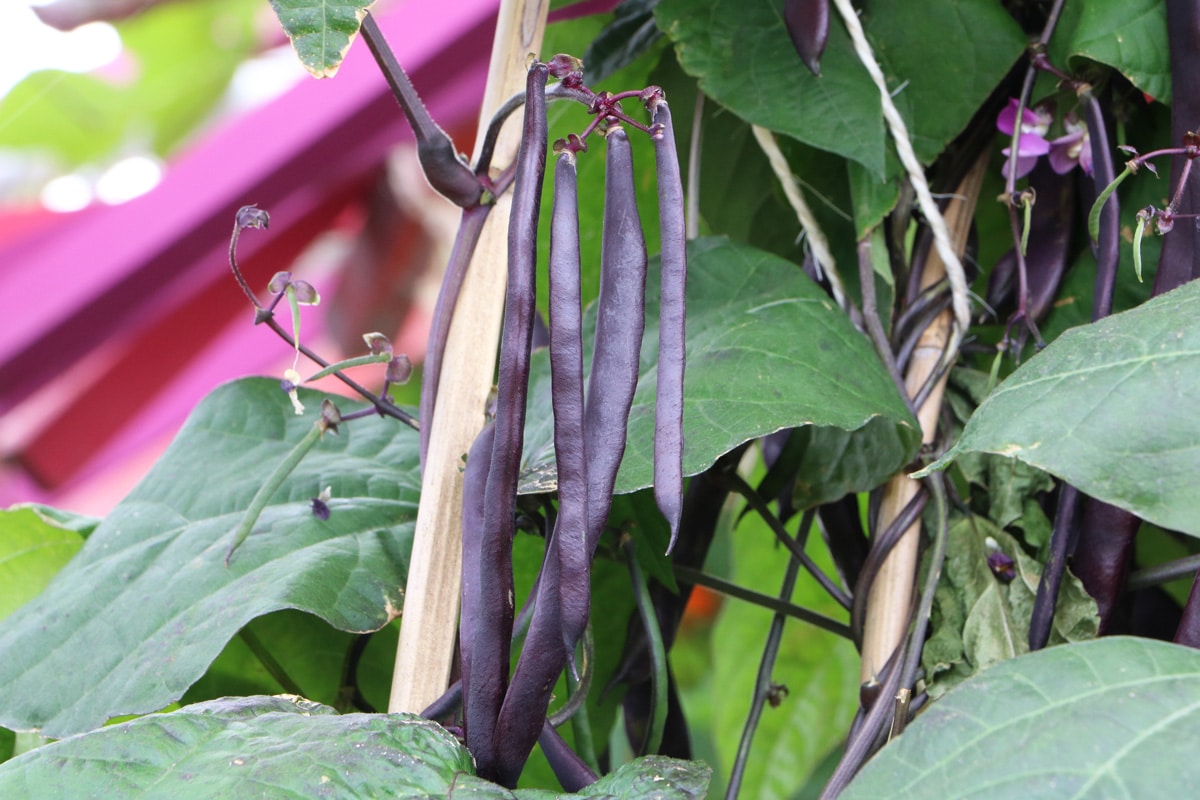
[0,379,419,737]
[519,237,921,500]
[924,279,1200,538]
[842,638,1200,798]
[269,0,372,78]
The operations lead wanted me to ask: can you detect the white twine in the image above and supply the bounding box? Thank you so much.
[830,0,971,347]
[752,124,848,310]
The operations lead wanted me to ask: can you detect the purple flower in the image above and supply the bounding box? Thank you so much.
[997,99,1052,179]
[1048,113,1092,176]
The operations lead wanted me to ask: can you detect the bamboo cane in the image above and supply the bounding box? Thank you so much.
[389,0,549,714]
[859,154,988,683]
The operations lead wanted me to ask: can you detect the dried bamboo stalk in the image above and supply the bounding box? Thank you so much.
[859,154,988,683]
[389,0,549,714]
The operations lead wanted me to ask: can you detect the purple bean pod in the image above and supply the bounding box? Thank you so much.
[986,162,1073,323]
[583,125,648,557]
[419,205,490,469]
[458,420,495,734]
[647,93,687,553]
[360,14,484,208]
[784,0,830,77]
[1072,498,1141,633]
[544,150,591,655]
[1154,0,1200,293]
[468,61,549,783]
[493,148,593,789]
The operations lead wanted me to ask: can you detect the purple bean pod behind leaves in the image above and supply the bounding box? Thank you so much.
[1156,0,1200,293]
[583,125,648,558]
[1072,497,1140,633]
[468,61,549,784]
[1082,91,1120,319]
[986,162,1074,323]
[647,93,687,553]
[784,0,830,77]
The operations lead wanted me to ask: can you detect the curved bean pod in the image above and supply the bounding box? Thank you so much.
[648,94,687,553]
[583,125,648,557]
[468,61,549,783]
[360,14,483,208]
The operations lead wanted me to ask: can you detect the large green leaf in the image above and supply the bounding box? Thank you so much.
[518,237,921,496]
[0,688,710,798]
[0,378,419,737]
[1049,0,1169,103]
[0,507,89,622]
[922,516,1098,700]
[655,0,1024,176]
[925,279,1200,537]
[842,638,1200,798]
[0,696,472,798]
[268,0,372,78]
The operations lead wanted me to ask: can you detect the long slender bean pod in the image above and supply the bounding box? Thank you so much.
[458,421,495,738]
[469,61,549,783]
[583,125,648,556]
[546,150,591,655]
[1155,0,1200,293]
[647,93,687,553]
[493,150,590,783]
[419,205,491,469]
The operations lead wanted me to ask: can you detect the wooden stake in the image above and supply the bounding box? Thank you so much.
[389,0,549,714]
[859,154,988,684]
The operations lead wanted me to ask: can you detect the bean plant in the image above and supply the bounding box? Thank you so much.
[3,0,1200,797]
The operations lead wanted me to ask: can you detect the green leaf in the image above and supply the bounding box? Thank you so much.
[519,237,921,496]
[0,507,86,622]
[925,280,1200,537]
[0,696,474,798]
[921,516,1098,700]
[268,0,371,78]
[657,0,884,174]
[787,421,917,511]
[655,0,1024,176]
[1049,0,1170,103]
[843,638,1200,798]
[0,378,419,737]
[577,756,711,798]
[582,0,664,84]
